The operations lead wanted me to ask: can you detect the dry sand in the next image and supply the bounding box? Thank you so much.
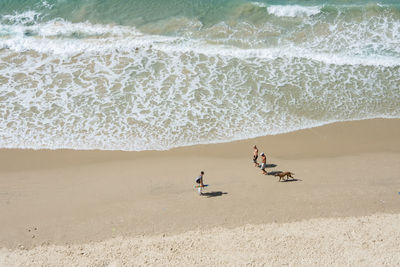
[0,118,400,265]
[1,213,400,266]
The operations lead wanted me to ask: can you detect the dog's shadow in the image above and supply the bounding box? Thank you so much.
[279,178,301,182]
[202,191,228,198]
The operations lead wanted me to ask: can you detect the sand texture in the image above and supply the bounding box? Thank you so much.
[1,213,400,266]
[0,119,400,265]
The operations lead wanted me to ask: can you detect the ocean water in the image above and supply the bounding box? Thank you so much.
[0,0,399,151]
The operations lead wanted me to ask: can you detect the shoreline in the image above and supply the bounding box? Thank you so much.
[1,117,396,153]
[1,118,399,171]
[0,118,399,251]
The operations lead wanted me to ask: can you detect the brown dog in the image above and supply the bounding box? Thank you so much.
[274,171,295,182]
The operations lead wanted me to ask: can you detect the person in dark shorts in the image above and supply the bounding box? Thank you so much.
[195,171,205,195]
[260,152,267,175]
[253,145,259,167]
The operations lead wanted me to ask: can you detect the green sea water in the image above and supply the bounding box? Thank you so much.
[1,0,399,27]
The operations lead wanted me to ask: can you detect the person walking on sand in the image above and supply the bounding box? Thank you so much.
[260,152,267,175]
[253,145,259,167]
[195,171,205,195]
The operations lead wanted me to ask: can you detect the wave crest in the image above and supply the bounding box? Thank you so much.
[0,4,399,151]
[267,5,321,17]
[2,11,42,25]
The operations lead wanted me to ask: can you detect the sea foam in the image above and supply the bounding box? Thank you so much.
[0,6,399,151]
[0,18,398,67]
[267,5,321,17]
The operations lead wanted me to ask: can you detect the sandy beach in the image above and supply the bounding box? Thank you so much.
[1,1,399,264]
[0,118,400,265]
[1,214,400,266]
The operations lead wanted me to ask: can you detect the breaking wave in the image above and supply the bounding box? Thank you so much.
[0,1,399,150]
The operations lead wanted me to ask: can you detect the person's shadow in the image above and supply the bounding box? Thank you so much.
[256,163,277,168]
[266,164,277,168]
[267,171,282,176]
[202,191,228,198]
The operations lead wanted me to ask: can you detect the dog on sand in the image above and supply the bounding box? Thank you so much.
[274,171,295,182]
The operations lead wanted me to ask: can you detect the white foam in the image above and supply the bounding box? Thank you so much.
[40,0,54,9]
[162,44,400,67]
[0,40,398,151]
[250,2,267,8]
[0,19,173,54]
[1,18,141,38]
[267,5,321,17]
[0,19,398,67]
[2,11,41,25]
[0,13,399,151]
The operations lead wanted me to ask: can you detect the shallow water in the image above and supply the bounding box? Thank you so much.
[0,0,399,150]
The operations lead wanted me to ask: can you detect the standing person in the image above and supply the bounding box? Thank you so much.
[195,171,205,195]
[260,152,267,175]
[253,145,259,167]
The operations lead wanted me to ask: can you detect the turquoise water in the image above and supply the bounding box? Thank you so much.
[0,0,399,150]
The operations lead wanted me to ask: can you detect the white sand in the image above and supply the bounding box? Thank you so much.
[1,213,400,266]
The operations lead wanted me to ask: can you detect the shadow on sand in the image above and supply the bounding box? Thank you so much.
[279,178,302,182]
[267,171,302,182]
[267,171,282,176]
[255,163,277,169]
[202,191,228,198]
